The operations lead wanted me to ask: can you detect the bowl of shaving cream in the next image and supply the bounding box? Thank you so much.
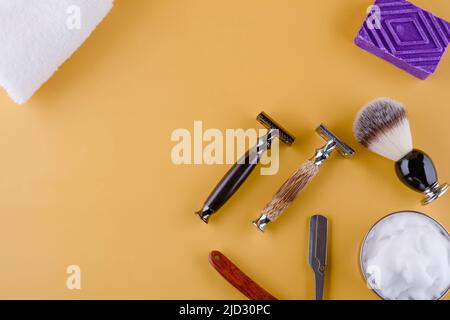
[360,211,450,300]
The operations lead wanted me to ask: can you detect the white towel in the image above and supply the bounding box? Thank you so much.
[0,0,113,104]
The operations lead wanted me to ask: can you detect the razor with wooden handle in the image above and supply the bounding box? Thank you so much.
[208,251,278,300]
[196,112,295,223]
[253,124,354,232]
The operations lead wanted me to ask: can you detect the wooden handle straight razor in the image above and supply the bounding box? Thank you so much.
[208,251,278,300]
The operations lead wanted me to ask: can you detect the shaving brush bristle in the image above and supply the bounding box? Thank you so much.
[353,98,413,162]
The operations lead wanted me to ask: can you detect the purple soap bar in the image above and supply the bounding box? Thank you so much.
[355,0,450,79]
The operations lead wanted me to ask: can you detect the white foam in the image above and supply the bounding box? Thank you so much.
[361,211,450,300]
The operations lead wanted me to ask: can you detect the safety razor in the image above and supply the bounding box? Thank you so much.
[253,124,355,231]
[195,112,295,223]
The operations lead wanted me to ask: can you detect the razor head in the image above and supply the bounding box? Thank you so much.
[316,124,355,158]
[257,112,295,145]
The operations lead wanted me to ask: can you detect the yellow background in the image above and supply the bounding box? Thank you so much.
[0,0,449,299]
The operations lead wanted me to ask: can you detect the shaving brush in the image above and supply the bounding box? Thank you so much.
[353,98,448,205]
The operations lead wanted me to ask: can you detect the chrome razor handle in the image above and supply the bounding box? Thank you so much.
[196,129,279,223]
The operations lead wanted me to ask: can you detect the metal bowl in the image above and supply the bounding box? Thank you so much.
[359,210,450,300]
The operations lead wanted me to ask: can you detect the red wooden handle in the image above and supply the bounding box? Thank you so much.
[208,250,278,300]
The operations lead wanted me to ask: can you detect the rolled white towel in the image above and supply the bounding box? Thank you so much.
[0,0,114,104]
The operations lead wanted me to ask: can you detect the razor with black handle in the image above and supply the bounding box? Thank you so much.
[195,112,295,223]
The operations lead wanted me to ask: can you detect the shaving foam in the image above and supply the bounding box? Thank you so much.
[361,211,450,300]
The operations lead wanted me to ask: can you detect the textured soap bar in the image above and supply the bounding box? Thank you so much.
[355,0,450,79]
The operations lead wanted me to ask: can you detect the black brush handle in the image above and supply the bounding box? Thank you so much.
[395,149,448,205]
[395,149,437,192]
